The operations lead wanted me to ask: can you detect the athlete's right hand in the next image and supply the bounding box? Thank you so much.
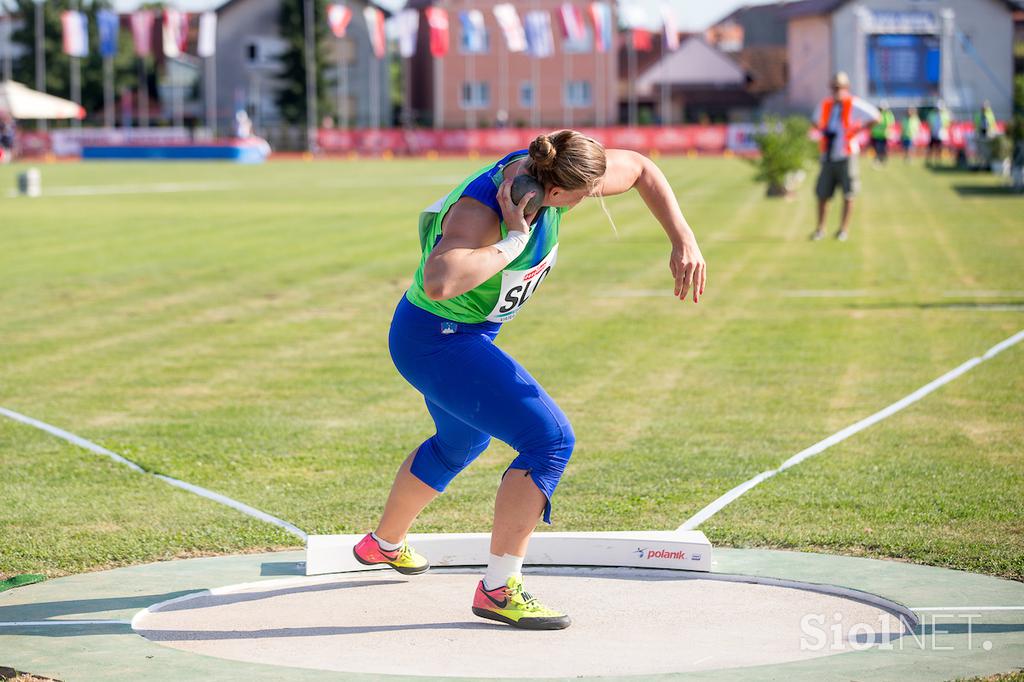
[497,177,537,235]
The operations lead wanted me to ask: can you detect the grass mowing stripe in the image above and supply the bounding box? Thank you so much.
[4,228,416,376]
[575,180,810,453]
[540,165,763,412]
[678,328,1024,531]
[3,201,416,329]
[0,405,308,541]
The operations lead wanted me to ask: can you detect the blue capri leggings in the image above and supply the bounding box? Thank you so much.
[388,295,575,524]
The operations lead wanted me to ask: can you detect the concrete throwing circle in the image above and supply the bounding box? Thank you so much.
[132,567,908,678]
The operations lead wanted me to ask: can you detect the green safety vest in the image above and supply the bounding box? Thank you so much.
[974,108,998,137]
[871,110,895,139]
[901,115,920,141]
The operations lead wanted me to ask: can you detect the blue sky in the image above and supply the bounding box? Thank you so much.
[98,0,781,33]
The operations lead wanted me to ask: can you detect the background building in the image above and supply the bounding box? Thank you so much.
[632,37,753,123]
[785,0,1018,118]
[215,0,389,132]
[407,0,617,129]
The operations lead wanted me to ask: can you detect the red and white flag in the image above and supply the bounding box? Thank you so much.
[660,4,679,51]
[558,3,587,44]
[589,2,612,53]
[61,11,88,58]
[363,6,386,59]
[327,3,352,39]
[424,6,449,58]
[395,8,419,58]
[130,11,155,57]
[162,9,189,58]
[493,4,526,53]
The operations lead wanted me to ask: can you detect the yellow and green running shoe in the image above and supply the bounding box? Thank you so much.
[352,533,430,575]
[472,575,571,630]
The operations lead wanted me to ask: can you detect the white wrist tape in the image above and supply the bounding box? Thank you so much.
[493,230,530,263]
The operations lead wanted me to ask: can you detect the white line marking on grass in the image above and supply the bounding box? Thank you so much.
[0,620,133,626]
[781,289,874,298]
[603,289,674,298]
[676,329,1024,532]
[5,182,241,198]
[0,406,307,542]
[911,607,1024,612]
[943,291,1024,298]
[317,175,467,189]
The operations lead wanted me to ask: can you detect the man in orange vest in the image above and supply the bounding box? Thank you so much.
[811,72,881,241]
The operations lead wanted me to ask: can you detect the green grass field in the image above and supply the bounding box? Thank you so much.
[1,155,1021,583]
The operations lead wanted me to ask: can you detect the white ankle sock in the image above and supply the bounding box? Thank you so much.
[483,553,524,591]
[371,532,402,551]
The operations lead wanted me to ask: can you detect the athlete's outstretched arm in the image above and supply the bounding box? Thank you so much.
[422,180,537,301]
[595,149,706,303]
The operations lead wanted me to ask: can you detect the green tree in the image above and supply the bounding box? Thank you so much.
[274,0,333,125]
[11,0,145,124]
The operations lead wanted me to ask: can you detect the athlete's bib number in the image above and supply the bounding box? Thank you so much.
[486,244,558,323]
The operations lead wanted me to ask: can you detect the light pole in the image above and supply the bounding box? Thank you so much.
[70,0,81,129]
[34,0,45,132]
[1,0,13,82]
[303,0,318,153]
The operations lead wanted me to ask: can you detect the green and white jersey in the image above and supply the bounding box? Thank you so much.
[405,150,566,324]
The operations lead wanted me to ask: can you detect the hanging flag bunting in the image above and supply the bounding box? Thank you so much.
[459,9,487,54]
[524,10,554,58]
[493,4,526,53]
[559,3,587,43]
[197,12,217,58]
[395,8,419,58]
[97,10,119,58]
[632,28,653,52]
[363,6,386,59]
[660,3,679,51]
[61,11,88,58]
[589,2,612,53]
[131,10,155,57]
[424,6,449,58]
[162,9,189,58]
[327,3,352,39]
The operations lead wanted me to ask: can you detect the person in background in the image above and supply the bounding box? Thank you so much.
[233,109,253,139]
[810,72,881,242]
[870,101,895,166]
[900,107,921,163]
[0,113,15,163]
[976,100,998,139]
[974,101,998,167]
[926,101,951,167]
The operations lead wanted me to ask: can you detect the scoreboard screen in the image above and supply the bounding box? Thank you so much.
[866,34,940,98]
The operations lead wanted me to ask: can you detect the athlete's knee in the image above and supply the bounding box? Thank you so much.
[410,434,491,492]
[506,419,574,525]
[510,418,575,479]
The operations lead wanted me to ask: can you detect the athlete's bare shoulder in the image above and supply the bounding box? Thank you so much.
[436,197,501,252]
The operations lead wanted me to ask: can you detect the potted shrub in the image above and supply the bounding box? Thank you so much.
[752,116,819,197]
[990,134,1012,177]
[1010,74,1024,192]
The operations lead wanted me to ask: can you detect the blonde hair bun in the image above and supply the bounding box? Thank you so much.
[523,129,606,193]
[529,135,557,170]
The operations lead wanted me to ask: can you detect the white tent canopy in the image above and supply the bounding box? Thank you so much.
[0,80,86,120]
